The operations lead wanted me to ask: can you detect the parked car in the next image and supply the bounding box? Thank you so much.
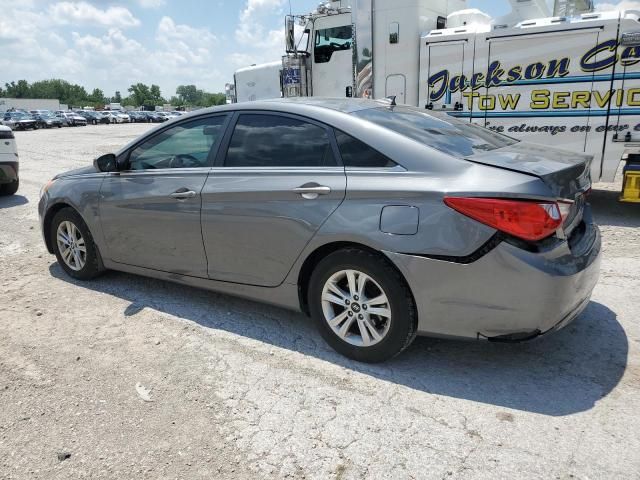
[0,125,19,196]
[78,111,109,125]
[113,111,130,123]
[146,111,167,122]
[2,112,38,130]
[127,111,146,123]
[38,98,601,362]
[100,112,118,124]
[154,112,172,122]
[102,111,129,123]
[32,113,63,129]
[56,112,87,127]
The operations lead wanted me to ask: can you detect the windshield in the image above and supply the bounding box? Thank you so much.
[352,106,518,157]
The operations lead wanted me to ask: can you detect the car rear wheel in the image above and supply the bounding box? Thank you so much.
[0,181,19,196]
[51,208,105,280]
[308,248,418,363]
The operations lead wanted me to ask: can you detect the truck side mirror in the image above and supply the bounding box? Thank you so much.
[346,86,353,98]
[285,16,295,53]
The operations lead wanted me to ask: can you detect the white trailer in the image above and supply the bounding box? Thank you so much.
[233,61,283,103]
[420,9,640,186]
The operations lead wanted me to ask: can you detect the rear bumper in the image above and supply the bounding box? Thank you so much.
[0,161,19,185]
[385,214,601,340]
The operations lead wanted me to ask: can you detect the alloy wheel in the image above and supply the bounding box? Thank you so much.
[56,220,87,271]
[321,269,392,347]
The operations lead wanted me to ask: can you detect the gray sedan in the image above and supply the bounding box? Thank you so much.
[38,98,601,362]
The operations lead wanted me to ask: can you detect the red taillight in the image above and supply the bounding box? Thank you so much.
[444,197,562,242]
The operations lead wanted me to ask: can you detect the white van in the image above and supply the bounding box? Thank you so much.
[0,125,19,196]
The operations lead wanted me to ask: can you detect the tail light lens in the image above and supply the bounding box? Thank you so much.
[444,197,562,242]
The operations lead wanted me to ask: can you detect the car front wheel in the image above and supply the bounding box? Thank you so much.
[308,248,418,363]
[51,208,105,280]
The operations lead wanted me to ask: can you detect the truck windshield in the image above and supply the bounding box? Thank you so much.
[352,106,518,157]
[314,25,352,64]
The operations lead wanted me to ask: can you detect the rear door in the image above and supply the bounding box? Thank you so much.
[201,112,346,287]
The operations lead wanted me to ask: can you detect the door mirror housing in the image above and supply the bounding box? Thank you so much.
[285,16,296,53]
[94,153,118,172]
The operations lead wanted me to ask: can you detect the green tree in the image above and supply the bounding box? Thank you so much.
[4,80,31,98]
[126,83,165,107]
[201,92,227,107]
[127,83,151,106]
[149,84,165,105]
[169,95,184,107]
[113,91,122,104]
[88,88,106,105]
[176,84,203,105]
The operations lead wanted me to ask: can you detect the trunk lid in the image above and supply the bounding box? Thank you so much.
[465,142,592,200]
[465,142,592,238]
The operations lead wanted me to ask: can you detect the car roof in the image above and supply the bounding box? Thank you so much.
[190,97,384,117]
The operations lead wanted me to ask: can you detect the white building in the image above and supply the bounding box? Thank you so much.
[0,98,61,112]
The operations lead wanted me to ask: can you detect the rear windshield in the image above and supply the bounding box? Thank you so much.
[352,106,518,157]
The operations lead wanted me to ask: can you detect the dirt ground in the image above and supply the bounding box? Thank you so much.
[1,124,639,479]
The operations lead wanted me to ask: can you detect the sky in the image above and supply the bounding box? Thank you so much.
[0,0,635,99]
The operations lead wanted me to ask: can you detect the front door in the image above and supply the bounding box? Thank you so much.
[201,112,346,287]
[99,114,229,277]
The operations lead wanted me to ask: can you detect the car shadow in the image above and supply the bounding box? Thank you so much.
[0,194,28,209]
[49,263,627,417]
[589,188,640,228]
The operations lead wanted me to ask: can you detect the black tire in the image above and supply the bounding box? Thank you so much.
[0,181,19,196]
[50,207,105,281]
[308,248,418,363]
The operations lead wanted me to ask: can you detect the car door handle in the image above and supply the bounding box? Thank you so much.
[170,189,197,200]
[292,185,331,199]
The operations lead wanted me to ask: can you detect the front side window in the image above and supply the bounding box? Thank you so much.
[314,25,352,64]
[128,115,227,170]
[225,114,336,168]
[353,106,518,157]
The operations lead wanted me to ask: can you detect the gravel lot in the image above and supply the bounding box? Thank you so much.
[1,124,639,479]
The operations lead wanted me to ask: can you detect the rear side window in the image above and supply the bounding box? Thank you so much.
[353,106,517,157]
[335,130,397,168]
[225,114,336,167]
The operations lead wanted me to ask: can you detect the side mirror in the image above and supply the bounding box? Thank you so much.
[285,16,296,53]
[94,153,118,172]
